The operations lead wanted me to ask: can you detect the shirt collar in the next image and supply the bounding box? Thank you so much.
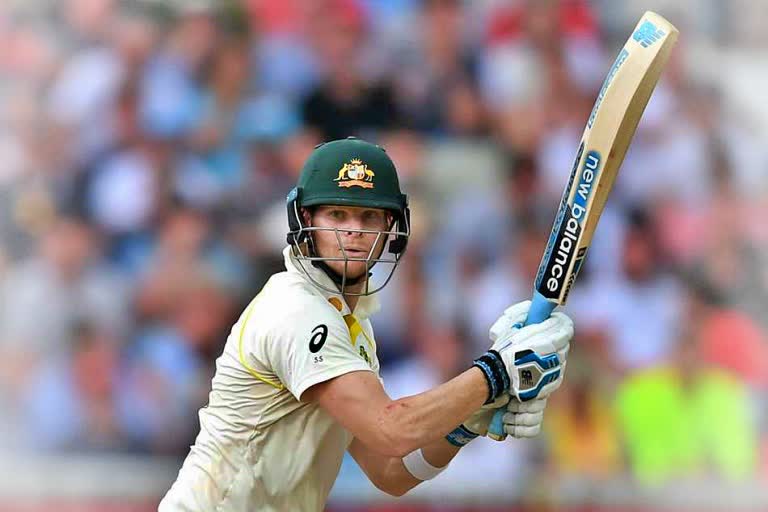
[282,246,381,321]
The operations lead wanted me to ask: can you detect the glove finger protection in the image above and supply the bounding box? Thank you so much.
[503,398,547,438]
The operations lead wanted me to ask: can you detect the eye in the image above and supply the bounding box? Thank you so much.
[362,210,387,227]
[328,210,344,220]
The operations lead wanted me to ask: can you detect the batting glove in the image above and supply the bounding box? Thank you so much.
[472,300,572,405]
[503,398,547,438]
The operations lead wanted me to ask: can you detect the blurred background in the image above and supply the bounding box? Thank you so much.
[0,0,767,510]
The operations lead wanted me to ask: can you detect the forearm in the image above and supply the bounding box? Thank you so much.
[373,367,488,456]
[351,437,462,497]
[306,366,493,459]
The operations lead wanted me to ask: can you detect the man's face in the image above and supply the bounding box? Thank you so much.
[304,205,391,281]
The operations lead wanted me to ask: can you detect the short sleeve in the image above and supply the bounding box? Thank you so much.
[265,304,373,400]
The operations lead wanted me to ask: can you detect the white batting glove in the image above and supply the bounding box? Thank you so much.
[444,395,510,447]
[445,395,546,445]
[477,300,572,403]
[502,398,547,438]
[462,395,510,436]
[480,300,572,440]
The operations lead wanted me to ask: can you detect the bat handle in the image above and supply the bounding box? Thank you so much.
[486,291,557,440]
[524,290,557,326]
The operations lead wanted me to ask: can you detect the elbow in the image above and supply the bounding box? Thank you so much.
[383,485,410,498]
[371,478,412,498]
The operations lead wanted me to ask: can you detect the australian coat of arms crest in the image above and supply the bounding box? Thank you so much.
[334,159,375,189]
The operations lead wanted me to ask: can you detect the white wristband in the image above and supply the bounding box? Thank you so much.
[402,449,447,481]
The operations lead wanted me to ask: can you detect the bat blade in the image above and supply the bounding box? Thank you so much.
[487,11,678,441]
[527,11,679,324]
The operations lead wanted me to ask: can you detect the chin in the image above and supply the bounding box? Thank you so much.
[330,263,368,280]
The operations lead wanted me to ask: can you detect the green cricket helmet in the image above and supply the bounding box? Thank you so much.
[286,137,410,296]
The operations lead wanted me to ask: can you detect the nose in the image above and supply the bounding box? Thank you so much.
[340,217,365,236]
[342,226,364,237]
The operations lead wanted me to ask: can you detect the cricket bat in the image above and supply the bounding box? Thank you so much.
[488,11,678,440]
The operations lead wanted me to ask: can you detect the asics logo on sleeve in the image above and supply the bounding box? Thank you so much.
[309,324,328,353]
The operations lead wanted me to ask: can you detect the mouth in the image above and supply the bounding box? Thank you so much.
[342,248,369,258]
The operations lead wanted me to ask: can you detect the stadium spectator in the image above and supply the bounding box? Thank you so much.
[20,321,123,452]
[616,328,759,485]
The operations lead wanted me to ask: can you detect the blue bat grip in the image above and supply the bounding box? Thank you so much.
[524,290,557,326]
[487,290,557,439]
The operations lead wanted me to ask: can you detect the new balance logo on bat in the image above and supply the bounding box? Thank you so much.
[633,21,665,48]
[537,150,601,298]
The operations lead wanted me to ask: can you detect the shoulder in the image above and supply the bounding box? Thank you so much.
[251,272,349,339]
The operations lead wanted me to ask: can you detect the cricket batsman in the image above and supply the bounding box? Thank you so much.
[159,137,574,511]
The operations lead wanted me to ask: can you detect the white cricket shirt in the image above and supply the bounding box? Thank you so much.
[159,247,381,511]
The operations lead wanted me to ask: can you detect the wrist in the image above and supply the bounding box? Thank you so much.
[445,425,479,447]
[472,350,510,404]
[402,449,448,481]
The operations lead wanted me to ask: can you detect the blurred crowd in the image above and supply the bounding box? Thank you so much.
[0,0,767,498]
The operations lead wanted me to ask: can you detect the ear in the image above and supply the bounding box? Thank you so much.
[301,208,312,226]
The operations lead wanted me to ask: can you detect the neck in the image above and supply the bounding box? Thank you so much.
[344,293,360,312]
[312,260,370,310]
[342,280,367,312]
